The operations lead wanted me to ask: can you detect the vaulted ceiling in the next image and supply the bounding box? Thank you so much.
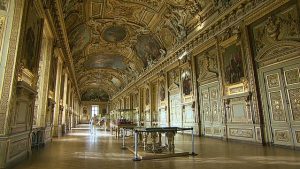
[62,0,210,102]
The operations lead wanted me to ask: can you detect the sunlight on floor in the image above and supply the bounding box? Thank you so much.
[73,152,132,161]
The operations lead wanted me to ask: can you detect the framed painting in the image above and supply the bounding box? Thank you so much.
[220,35,246,95]
[20,0,44,74]
[159,80,166,102]
[145,87,150,105]
[181,67,193,103]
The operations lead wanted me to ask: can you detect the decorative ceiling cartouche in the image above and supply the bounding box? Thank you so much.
[62,0,209,101]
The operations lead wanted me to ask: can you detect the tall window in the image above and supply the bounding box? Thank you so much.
[91,105,99,116]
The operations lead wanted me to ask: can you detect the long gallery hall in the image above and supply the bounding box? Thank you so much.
[0,0,300,168]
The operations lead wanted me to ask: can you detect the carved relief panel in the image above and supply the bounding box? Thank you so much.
[196,46,219,85]
[168,68,180,94]
[251,4,300,57]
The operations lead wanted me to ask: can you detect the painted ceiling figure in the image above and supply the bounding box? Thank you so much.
[164,6,187,42]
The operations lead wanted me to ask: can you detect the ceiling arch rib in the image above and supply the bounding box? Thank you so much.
[63,0,206,101]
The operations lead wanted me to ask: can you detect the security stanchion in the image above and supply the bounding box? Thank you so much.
[132,130,141,161]
[190,128,197,156]
[121,128,127,150]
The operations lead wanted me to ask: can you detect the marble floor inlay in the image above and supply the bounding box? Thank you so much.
[13,125,300,169]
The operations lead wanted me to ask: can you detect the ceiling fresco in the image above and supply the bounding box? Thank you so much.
[134,34,162,67]
[62,0,212,101]
[84,54,127,70]
[102,25,127,43]
[81,88,110,102]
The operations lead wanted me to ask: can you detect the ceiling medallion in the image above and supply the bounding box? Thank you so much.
[102,25,127,43]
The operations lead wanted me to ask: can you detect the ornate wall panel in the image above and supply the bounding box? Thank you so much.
[199,83,222,137]
[274,129,290,143]
[169,93,182,128]
[9,139,28,158]
[269,91,286,121]
[196,46,218,85]
[229,128,253,138]
[287,88,300,121]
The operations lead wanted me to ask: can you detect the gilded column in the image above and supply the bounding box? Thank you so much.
[52,48,63,137]
[62,70,68,126]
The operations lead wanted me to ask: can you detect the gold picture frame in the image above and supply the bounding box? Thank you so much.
[219,35,247,95]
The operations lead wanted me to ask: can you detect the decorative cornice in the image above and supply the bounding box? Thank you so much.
[46,0,81,100]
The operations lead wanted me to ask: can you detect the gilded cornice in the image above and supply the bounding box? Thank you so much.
[46,0,81,100]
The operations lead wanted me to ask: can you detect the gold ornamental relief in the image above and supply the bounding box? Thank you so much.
[211,101,218,122]
[251,4,300,57]
[229,128,253,138]
[274,130,290,142]
[288,88,300,121]
[269,91,286,121]
[203,102,210,122]
[210,88,217,99]
[285,68,300,85]
[266,73,280,89]
[202,90,209,100]
[205,127,212,135]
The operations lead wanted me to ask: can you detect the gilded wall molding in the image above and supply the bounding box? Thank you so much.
[0,0,25,135]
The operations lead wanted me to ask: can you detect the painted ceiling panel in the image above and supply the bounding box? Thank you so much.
[63,0,209,101]
[84,54,127,70]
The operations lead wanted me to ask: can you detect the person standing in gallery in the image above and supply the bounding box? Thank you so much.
[90,114,98,135]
